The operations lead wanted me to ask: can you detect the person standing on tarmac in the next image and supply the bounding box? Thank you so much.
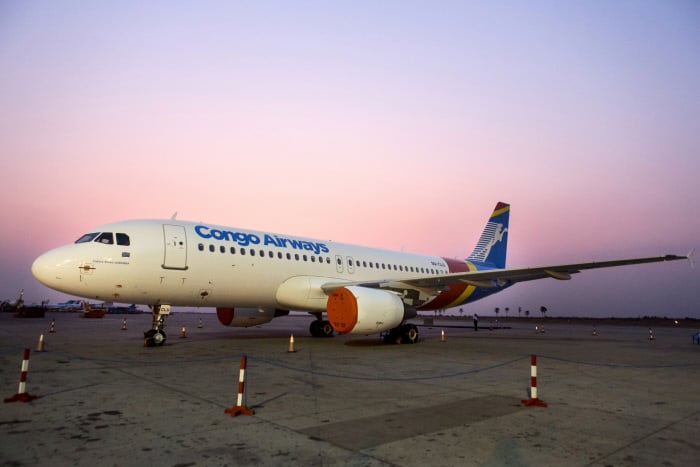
[473,313,478,331]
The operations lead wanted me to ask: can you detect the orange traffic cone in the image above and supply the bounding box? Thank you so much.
[181,326,187,338]
[288,334,296,353]
[440,329,446,342]
[36,334,45,352]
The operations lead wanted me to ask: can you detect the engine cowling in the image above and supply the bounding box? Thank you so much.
[326,286,404,334]
[216,307,288,327]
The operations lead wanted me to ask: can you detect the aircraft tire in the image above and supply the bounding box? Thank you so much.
[319,320,334,338]
[402,324,419,344]
[309,320,320,337]
[144,329,167,347]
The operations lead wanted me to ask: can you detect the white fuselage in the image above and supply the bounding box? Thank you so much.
[32,219,454,311]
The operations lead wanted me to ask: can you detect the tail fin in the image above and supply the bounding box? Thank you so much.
[466,202,510,268]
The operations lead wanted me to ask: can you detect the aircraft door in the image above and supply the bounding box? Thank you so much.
[346,256,355,274]
[162,224,188,270]
[335,255,343,273]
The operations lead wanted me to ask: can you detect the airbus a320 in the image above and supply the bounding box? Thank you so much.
[31,203,689,346]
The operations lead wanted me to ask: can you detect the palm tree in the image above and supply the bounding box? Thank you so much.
[540,306,547,319]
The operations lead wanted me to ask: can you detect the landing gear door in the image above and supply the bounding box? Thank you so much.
[162,224,188,270]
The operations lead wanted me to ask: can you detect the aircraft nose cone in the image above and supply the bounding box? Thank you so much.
[32,248,70,288]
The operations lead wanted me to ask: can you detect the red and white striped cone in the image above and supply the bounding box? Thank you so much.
[648,328,655,341]
[121,318,127,331]
[49,319,56,333]
[521,354,548,407]
[4,349,38,403]
[225,356,255,416]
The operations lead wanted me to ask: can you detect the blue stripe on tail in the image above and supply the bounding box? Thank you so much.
[466,202,510,268]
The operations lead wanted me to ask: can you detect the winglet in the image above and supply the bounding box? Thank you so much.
[687,248,695,270]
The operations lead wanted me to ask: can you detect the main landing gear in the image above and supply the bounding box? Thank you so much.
[383,323,419,344]
[309,318,334,338]
[144,304,171,347]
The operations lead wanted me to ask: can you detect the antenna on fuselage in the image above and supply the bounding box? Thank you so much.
[170,212,178,220]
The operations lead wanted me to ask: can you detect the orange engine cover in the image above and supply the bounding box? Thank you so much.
[326,286,404,334]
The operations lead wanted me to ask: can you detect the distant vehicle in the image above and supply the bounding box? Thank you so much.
[693,332,700,345]
[48,299,83,312]
[32,202,691,347]
[104,303,140,314]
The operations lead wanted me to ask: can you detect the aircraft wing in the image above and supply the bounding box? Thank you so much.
[320,254,690,296]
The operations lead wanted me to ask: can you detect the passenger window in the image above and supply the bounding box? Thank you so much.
[303,255,308,261]
[198,243,204,251]
[75,233,99,244]
[95,232,114,244]
[311,256,316,262]
[286,253,291,260]
[251,249,256,256]
[241,248,246,255]
[260,250,265,257]
[294,254,299,261]
[209,244,215,252]
[278,252,283,259]
[116,233,130,246]
[230,247,236,254]
[220,246,225,253]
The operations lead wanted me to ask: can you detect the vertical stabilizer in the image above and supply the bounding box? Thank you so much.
[467,202,510,268]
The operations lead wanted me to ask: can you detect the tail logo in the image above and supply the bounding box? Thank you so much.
[467,222,508,263]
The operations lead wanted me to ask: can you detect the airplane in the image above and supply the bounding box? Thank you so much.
[31,202,690,346]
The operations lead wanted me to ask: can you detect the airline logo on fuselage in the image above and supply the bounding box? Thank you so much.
[194,225,330,254]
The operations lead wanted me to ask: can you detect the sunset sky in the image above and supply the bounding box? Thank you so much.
[1,1,698,317]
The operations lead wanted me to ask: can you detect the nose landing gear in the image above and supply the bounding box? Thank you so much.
[144,304,170,347]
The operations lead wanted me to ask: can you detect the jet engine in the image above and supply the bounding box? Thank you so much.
[216,307,289,327]
[326,286,405,334]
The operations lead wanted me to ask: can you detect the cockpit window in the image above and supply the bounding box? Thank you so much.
[116,233,130,246]
[95,232,114,244]
[75,233,99,244]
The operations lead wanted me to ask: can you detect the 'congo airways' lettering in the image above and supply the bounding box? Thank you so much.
[194,225,330,254]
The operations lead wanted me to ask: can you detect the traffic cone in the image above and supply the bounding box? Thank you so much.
[49,319,56,333]
[648,328,655,341]
[535,325,539,333]
[288,334,296,353]
[592,327,598,336]
[36,334,45,352]
[197,318,203,329]
[181,326,187,338]
[121,318,127,331]
[540,325,545,334]
[440,329,446,342]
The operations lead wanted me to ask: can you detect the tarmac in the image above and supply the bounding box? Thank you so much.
[1,312,699,466]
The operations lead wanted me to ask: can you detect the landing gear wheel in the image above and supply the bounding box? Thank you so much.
[310,320,334,338]
[144,329,167,347]
[401,324,419,344]
[383,324,419,344]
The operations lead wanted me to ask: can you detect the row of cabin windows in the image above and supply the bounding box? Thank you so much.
[198,243,332,264]
[197,243,446,275]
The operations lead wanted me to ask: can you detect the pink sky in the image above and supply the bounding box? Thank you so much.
[1,1,698,317]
